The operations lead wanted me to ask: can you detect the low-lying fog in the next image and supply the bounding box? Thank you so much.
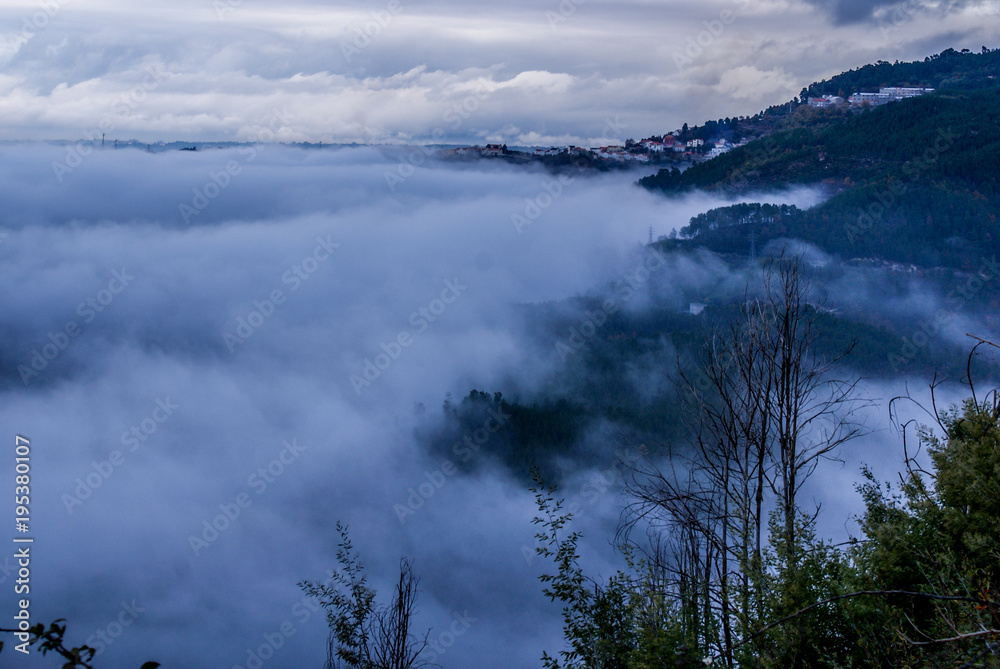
[0,144,972,668]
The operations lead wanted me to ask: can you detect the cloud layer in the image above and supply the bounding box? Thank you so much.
[0,0,995,143]
[0,140,991,667]
[0,145,759,668]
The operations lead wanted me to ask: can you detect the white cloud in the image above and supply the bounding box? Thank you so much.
[0,0,987,142]
[715,64,798,101]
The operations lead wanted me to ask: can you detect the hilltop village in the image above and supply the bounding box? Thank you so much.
[440,85,936,168]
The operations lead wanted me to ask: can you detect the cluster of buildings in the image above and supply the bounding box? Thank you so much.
[442,133,746,164]
[809,86,935,109]
[437,83,936,170]
[445,143,506,157]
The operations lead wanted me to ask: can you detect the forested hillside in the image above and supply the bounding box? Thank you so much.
[803,46,1000,97]
[642,80,1000,268]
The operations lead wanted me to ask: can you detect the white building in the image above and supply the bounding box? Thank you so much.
[808,95,845,108]
[707,144,732,158]
[850,87,934,107]
[880,87,934,98]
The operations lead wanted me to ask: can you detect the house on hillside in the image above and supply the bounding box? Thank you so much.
[594,146,626,161]
[808,95,845,108]
[707,141,732,158]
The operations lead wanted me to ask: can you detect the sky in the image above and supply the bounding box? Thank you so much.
[0,0,996,145]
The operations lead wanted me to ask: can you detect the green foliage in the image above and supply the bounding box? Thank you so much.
[640,47,1000,273]
[0,619,159,669]
[928,399,1000,580]
[752,514,855,669]
[299,522,433,669]
[678,203,801,251]
[530,469,689,669]
[805,47,1000,99]
[642,78,1000,270]
[851,394,1000,666]
[421,389,588,482]
[300,523,377,668]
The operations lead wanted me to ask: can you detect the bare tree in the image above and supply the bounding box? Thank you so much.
[761,258,866,562]
[300,523,435,669]
[621,255,868,666]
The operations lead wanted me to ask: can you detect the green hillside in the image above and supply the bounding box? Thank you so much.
[640,50,1000,269]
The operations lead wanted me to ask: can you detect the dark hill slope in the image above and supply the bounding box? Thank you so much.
[642,84,1000,269]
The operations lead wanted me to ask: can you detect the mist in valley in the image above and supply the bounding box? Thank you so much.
[0,144,994,668]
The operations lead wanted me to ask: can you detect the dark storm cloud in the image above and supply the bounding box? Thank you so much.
[801,0,984,24]
[803,0,904,23]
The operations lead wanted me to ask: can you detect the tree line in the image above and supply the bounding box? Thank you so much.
[530,259,1000,668]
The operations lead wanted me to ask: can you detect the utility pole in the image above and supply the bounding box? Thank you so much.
[648,226,654,245]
